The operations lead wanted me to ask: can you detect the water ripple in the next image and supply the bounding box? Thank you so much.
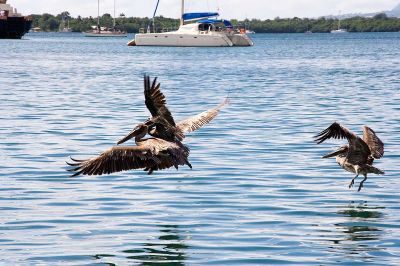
[0,32,399,265]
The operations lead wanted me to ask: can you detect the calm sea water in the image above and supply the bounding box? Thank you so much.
[0,32,399,265]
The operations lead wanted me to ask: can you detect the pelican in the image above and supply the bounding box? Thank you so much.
[67,75,228,176]
[67,123,191,176]
[117,75,229,145]
[314,122,384,191]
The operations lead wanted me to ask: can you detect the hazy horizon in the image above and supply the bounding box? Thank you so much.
[9,0,400,19]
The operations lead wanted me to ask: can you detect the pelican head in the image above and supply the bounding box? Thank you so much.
[143,118,157,134]
[117,123,148,145]
[322,145,348,158]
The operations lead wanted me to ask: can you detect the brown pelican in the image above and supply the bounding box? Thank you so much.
[117,75,229,145]
[67,75,228,176]
[314,122,384,191]
[67,123,191,176]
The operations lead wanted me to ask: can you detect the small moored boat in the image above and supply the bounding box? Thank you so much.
[331,12,348,34]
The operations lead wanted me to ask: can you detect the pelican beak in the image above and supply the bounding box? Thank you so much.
[322,149,343,158]
[117,125,142,145]
[144,118,153,125]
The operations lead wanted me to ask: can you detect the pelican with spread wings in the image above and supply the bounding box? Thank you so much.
[67,123,191,176]
[117,75,229,145]
[314,122,385,191]
[67,75,228,176]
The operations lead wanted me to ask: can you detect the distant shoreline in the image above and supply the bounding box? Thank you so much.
[31,12,400,33]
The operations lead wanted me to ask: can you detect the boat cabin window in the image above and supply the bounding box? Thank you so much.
[198,23,212,32]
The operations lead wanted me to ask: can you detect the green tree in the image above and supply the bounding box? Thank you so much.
[29,12,400,33]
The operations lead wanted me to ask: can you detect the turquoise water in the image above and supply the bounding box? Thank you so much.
[1,32,399,265]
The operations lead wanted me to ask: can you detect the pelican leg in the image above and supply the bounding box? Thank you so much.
[358,174,367,192]
[349,174,358,189]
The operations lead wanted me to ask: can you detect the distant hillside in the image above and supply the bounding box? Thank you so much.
[325,2,400,19]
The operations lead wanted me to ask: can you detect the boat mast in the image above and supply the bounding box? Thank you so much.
[180,0,184,26]
[113,0,116,29]
[97,0,100,32]
[151,0,160,33]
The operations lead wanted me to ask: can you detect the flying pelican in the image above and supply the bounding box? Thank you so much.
[314,122,384,191]
[67,123,191,176]
[117,75,229,145]
[67,75,228,176]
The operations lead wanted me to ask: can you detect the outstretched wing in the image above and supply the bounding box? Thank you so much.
[314,122,371,165]
[67,146,160,176]
[177,98,229,134]
[144,75,176,126]
[363,126,384,159]
[314,122,356,144]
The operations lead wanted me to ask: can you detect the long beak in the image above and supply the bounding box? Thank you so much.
[322,149,344,158]
[117,127,141,145]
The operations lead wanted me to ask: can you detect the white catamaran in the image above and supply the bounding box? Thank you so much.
[85,0,127,37]
[128,0,253,47]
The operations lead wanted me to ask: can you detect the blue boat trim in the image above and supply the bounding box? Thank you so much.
[182,12,219,21]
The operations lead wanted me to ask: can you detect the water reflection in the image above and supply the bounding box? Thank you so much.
[336,202,384,243]
[122,225,189,265]
[337,202,384,220]
[341,225,381,242]
[326,202,386,263]
[337,202,384,241]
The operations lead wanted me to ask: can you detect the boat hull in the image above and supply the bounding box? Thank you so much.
[227,34,254,46]
[131,32,253,47]
[133,32,233,47]
[0,16,32,39]
[84,32,127,37]
[331,29,348,34]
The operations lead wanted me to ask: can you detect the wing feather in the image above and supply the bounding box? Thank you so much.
[363,126,384,159]
[314,122,357,144]
[67,146,157,176]
[139,138,191,173]
[177,98,229,134]
[144,75,176,126]
[68,137,192,176]
[315,122,371,165]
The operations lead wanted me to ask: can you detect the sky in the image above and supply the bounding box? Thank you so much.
[10,0,400,19]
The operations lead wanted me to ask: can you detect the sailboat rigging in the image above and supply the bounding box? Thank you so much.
[84,0,127,37]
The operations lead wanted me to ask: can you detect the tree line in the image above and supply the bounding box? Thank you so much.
[31,12,400,33]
